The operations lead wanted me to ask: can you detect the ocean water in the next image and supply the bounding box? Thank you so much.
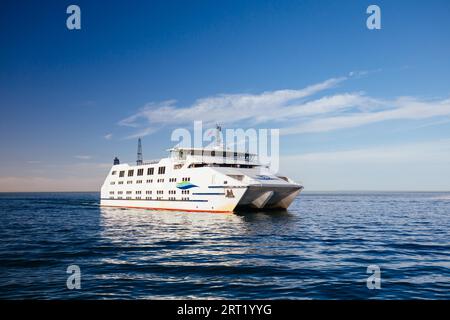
[0,192,449,299]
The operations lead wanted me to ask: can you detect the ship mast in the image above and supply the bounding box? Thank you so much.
[215,123,222,148]
[136,138,143,165]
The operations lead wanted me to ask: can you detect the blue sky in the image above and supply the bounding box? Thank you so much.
[1,0,450,191]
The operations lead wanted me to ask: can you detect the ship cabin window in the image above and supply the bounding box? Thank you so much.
[127,181,132,184]
[146,179,153,183]
[147,167,154,175]
[111,171,117,175]
[128,170,134,177]
[158,166,166,175]
[224,181,228,185]
[211,151,215,157]
[181,177,191,182]
[119,171,125,177]
[174,164,183,170]
[245,153,249,161]
[169,178,177,182]
[234,152,238,160]
[136,180,142,184]
[137,168,144,176]
[227,174,244,181]
[118,181,123,185]
[188,163,207,168]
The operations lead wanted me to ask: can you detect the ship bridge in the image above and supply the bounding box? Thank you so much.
[168,147,261,168]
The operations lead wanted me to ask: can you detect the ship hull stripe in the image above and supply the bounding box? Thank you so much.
[100,198,208,202]
[191,192,225,195]
[100,204,232,214]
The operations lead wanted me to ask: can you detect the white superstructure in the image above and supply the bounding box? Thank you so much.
[100,130,303,213]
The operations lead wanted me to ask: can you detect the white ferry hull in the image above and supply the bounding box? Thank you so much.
[100,141,303,213]
[100,185,302,213]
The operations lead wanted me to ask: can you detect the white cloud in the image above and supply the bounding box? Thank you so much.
[281,140,450,191]
[104,133,113,140]
[118,77,347,136]
[118,73,450,138]
[282,97,450,134]
[74,155,92,160]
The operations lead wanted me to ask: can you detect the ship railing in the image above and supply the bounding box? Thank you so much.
[188,155,259,165]
[142,159,160,165]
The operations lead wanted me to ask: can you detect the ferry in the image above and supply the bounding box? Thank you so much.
[100,127,303,213]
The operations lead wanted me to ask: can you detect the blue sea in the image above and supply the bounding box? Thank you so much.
[0,192,449,299]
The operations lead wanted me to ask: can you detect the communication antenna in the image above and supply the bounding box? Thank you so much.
[136,138,143,165]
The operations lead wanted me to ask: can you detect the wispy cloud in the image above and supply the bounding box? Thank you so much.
[283,97,450,135]
[104,133,113,140]
[74,155,92,160]
[118,72,450,138]
[281,139,450,191]
[118,76,347,136]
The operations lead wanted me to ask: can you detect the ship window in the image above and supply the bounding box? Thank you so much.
[111,171,117,175]
[158,166,166,174]
[174,164,182,170]
[147,167,154,175]
[119,171,125,177]
[227,174,244,181]
[137,168,144,176]
[211,151,215,157]
[128,170,134,177]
